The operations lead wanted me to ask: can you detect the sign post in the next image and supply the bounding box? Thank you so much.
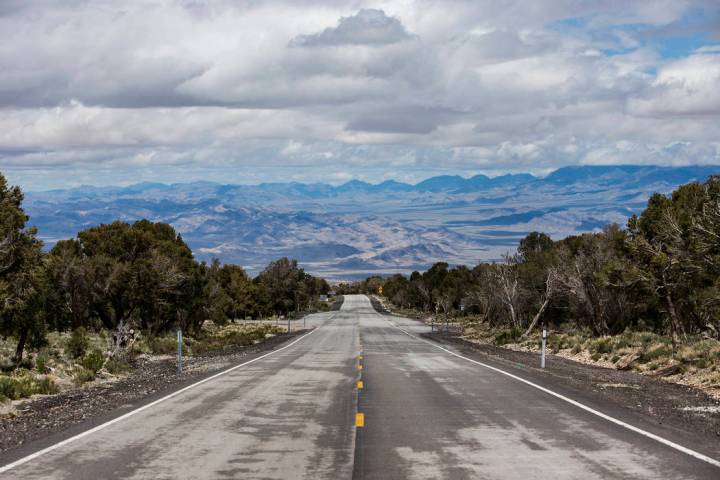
[541,328,547,369]
[177,328,183,374]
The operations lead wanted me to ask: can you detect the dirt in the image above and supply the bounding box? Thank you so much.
[425,332,720,443]
[0,331,306,454]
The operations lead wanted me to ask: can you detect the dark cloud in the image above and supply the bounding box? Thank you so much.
[291,9,413,47]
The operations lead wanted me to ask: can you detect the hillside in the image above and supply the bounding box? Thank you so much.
[25,165,720,279]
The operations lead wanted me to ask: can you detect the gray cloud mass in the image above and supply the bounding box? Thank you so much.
[0,0,719,190]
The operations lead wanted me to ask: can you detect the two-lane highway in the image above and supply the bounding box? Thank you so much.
[2,294,719,479]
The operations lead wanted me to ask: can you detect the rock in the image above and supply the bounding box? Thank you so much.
[650,362,683,377]
[616,353,640,371]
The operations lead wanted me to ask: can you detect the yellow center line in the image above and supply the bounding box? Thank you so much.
[358,364,363,370]
[356,412,365,427]
[357,380,364,389]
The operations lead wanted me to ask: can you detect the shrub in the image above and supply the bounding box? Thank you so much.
[147,336,179,355]
[590,337,613,354]
[34,376,58,395]
[74,367,95,385]
[104,358,130,374]
[66,327,90,359]
[35,353,49,374]
[591,352,602,361]
[640,345,672,363]
[0,376,16,399]
[494,327,522,346]
[0,374,56,399]
[81,348,105,373]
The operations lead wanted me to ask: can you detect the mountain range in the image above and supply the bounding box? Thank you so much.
[24,165,720,280]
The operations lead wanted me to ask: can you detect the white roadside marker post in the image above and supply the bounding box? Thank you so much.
[177,328,183,374]
[541,328,547,369]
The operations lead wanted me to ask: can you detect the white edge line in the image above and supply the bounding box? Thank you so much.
[385,317,720,469]
[0,327,318,474]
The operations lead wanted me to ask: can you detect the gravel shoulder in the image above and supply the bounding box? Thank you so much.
[0,330,308,459]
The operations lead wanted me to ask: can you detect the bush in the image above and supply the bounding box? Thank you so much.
[74,367,95,385]
[0,376,16,399]
[35,353,49,374]
[0,373,57,399]
[590,337,613,354]
[146,336,179,355]
[81,348,105,373]
[66,327,90,359]
[34,376,58,395]
[640,345,672,363]
[104,358,130,374]
[494,327,522,346]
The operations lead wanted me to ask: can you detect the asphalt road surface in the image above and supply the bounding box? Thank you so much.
[2,295,719,479]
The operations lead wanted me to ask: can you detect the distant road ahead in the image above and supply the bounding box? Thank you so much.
[2,295,719,479]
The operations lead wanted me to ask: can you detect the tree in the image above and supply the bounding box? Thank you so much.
[0,174,47,362]
[493,255,521,328]
[257,258,305,316]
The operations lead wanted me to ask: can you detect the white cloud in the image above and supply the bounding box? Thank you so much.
[0,0,718,190]
[628,54,720,116]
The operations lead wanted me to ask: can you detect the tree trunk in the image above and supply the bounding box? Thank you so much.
[508,303,517,328]
[522,298,549,338]
[661,272,685,346]
[14,327,28,364]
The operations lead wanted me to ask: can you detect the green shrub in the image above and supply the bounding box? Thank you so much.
[571,344,582,355]
[640,345,672,363]
[695,358,710,369]
[35,353,49,374]
[0,376,16,399]
[104,358,130,374]
[74,367,95,385]
[0,374,55,399]
[591,338,613,354]
[34,376,58,395]
[147,336,179,355]
[66,327,90,359]
[81,348,105,373]
[494,327,522,346]
[591,352,601,361]
[611,355,621,363]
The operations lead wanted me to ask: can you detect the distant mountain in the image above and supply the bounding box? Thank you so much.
[24,165,720,279]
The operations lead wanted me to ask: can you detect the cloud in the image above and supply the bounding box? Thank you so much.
[290,9,413,47]
[628,54,720,115]
[0,1,719,190]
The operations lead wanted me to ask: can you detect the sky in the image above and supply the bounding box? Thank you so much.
[1,0,720,191]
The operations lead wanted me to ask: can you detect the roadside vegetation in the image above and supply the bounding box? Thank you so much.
[0,171,332,404]
[358,175,720,397]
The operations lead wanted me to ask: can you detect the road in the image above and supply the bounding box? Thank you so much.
[2,295,719,479]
